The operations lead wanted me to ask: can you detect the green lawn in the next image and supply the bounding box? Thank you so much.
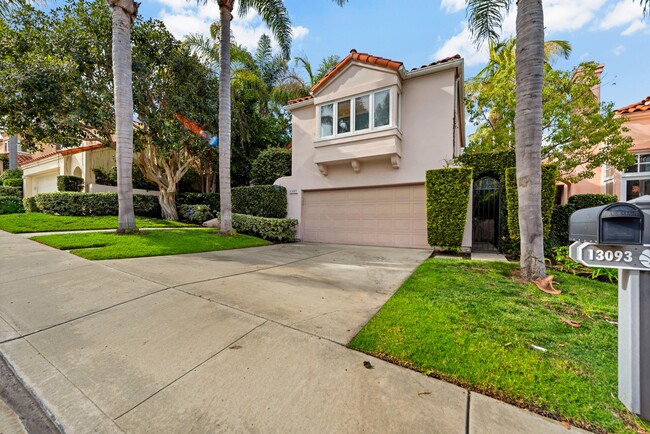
[348,259,648,434]
[31,229,270,260]
[0,213,194,233]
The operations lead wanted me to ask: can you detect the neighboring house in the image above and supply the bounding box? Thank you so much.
[20,142,115,197]
[276,50,466,249]
[0,132,38,174]
[562,95,650,202]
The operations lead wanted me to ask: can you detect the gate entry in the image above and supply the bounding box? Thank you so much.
[472,177,501,251]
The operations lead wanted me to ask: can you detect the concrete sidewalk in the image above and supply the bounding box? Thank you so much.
[0,230,587,433]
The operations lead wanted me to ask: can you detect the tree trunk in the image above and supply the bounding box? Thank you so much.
[159,189,178,221]
[218,2,233,234]
[515,0,546,280]
[111,0,137,234]
[8,135,17,170]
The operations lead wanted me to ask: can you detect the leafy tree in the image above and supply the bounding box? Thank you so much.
[467,0,547,281]
[196,0,348,235]
[251,146,291,184]
[132,20,219,220]
[466,38,634,183]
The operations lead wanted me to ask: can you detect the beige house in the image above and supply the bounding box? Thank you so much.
[563,95,650,201]
[20,142,115,197]
[276,50,466,249]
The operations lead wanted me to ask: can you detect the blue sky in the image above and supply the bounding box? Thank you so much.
[139,0,648,110]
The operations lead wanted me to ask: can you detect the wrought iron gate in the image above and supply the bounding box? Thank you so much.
[472,177,501,251]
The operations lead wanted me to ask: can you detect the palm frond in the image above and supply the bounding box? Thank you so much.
[294,56,315,86]
[315,55,341,84]
[466,0,512,47]
[239,0,292,60]
[544,40,572,63]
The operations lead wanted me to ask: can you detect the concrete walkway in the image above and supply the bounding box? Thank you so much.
[0,231,587,433]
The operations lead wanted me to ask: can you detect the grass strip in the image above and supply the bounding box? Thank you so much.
[31,229,270,260]
[0,213,194,234]
[348,258,648,434]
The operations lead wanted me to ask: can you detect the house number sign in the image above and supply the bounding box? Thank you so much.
[569,242,650,271]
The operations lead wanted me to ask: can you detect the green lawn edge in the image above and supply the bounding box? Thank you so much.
[348,258,649,434]
[0,213,195,233]
[30,228,271,260]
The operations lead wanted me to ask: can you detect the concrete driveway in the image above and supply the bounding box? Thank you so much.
[0,231,587,433]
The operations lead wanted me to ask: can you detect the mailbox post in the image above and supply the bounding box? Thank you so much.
[568,196,650,419]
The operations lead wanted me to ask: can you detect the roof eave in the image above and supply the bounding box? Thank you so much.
[284,98,315,111]
[405,58,464,79]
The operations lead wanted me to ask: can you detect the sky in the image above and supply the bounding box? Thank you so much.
[134,0,650,113]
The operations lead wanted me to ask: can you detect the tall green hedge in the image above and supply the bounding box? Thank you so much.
[549,193,618,246]
[34,192,160,217]
[251,147,291,185]
[425,168,473,249]
[505,165,558,241]
[57,175,84,192]
[0,186,21,197]
[177,185,287,218]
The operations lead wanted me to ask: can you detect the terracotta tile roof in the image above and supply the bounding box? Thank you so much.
[17,154,33,165]
[286,95,314,105]
[19,143,106,166]
[22,150,58,165]
[287,51,463,105]
[617,96,650,114]
[310,49,403,96]
[410,54,462,72]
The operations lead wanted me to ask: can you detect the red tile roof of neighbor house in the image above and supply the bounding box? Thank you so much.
[617,96,650,114]
[286,50,462,105]
[19,143,106,167]
[17,154,33,165]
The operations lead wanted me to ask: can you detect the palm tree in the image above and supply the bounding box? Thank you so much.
[294,54,341,88]
[199,0,347,235]
[467,0,546,281]
[108,0,138,233]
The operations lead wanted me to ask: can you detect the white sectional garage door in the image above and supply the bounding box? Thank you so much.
[35,172,58,194]
[301,185,428,248]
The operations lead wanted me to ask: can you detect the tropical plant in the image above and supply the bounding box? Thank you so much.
[467,0,546,281]
[196,0,348,235]
[294,54,341,88]
[466,38,634,183]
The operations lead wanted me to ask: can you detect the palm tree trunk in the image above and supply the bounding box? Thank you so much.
[111,1,137,233]
[8,135,18,170]
[515,0,546,280]
[218,2,233,234]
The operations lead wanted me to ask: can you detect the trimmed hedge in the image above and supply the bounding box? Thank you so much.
[228,213,297,243]
[57,175,84,192]
[550,194,618,246]
[23,196,39,213]
[3,178,22,188]
[0,186,21,197]
[34,192,160,217]
[0,168,22,182]
[425,167,473,249]
[177,185,288,218]
[505,165,558,241]
[251,147,292,185]
[0,196,24,214]
[179,204,214,224]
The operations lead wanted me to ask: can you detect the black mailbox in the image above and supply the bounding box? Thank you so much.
[569,203,644,245]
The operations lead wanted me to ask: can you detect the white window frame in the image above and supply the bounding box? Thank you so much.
[316,87,398,140]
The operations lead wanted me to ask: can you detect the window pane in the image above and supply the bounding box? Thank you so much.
[627,180,641,200]
[320,104,333,137]
[374,90,390,127]
[641,154,650,163]
[337,100,351,134]
[354,96,370,131]
[641,163,650,173]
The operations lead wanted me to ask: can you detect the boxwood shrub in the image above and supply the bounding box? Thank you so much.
[2,178,22,188]
[34,192,160,217]
[251,147,291,185]
[0,186,21,197]
[0,196,24,214]
[230,213,297,243]
[23,196,39,213]
[177,186,288,218]
[425,167,473,249]
[549,193,618,246]
[505,165,558,241]
[179,204,214,224]
[57,175,84,192]
[0,168,22,183]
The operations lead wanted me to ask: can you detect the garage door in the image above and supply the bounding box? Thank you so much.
[301,185,428,248]
[36,173,58,194]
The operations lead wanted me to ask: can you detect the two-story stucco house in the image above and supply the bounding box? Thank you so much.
[276,50,465,249]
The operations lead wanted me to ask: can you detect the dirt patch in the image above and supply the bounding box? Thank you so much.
[0,353,61,434]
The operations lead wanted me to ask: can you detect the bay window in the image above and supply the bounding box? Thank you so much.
[318,88,397,139]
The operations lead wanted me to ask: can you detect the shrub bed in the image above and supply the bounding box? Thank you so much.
[34,192,160,217]
[176,192,220,212]
[251,147,291,185]
[177,185,288,218]
[22,196,39,213]
[0,168,22,183]
[179,204,214,224]
[57,175,84,192]
[232,213,297,242]
[0,196,24,214]
[0,186,21,197]
[2,177,22,188]
[549,194,618,246]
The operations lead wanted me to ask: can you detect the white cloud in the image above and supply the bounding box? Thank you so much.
[598,0,645,30]
[545,0,606,33]
[613,44,626,55]
[155,0,308,54]
[621,20,647,35]
[434,27,489,67]
[440,0,465,14]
